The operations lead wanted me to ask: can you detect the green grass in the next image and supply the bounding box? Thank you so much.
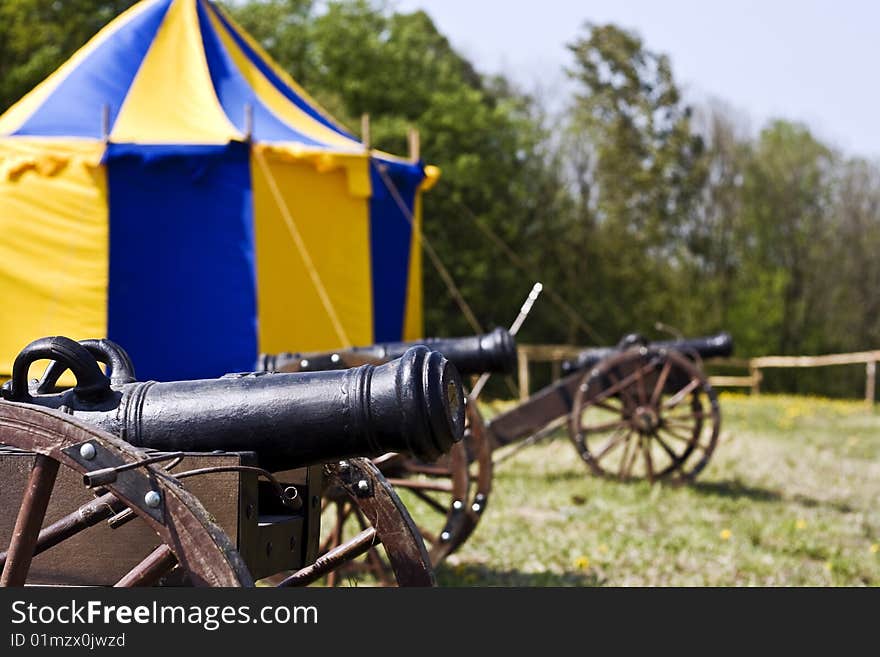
[420,393,880,586]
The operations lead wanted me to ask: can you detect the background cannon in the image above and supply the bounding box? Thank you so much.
[0,336,467,587]
[259,327,518,377]
[258,328,517,579]
[488,332,732,483]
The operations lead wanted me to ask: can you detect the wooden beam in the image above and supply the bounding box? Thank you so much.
[709,375,759,388]
[750,350,880,369]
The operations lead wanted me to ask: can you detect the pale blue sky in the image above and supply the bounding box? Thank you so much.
[392,0,880,159]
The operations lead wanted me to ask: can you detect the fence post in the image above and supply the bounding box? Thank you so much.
[867,360,877,408]
[749,362,761,396]
[517,347,530,402]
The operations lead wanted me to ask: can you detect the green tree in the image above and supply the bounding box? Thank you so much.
[740,120,835,356]
[562,23,707,340]
[230,0,568,339]
[0,0,138,112]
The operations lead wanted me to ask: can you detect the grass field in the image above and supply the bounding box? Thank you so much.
[417,393,880,586]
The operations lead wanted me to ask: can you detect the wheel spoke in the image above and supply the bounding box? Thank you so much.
[592,427,632,463]
[660,425,696,444]
[401,463,453,477]
[653,432,680,464]
[278,528,376,587]
[0,492,124,570]
[662,378,701,410]
[607,370,639,409]
[650,360,672,407]
[384,478,453,493]
[591,398,625,415]
[114,545,177,587]
[641,437,655,483]
[408,488,450,516]
[587,361,659,409]
[580,418,630,435]
[1,454,60,586]
[618,434,638,480]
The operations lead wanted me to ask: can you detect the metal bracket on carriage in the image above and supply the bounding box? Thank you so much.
[327,460,375,498]
[61,441,167,524]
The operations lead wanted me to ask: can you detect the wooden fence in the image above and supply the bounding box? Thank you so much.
[516,345,879,407]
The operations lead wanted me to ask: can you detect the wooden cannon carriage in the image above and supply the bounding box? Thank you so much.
[0,336,466,587]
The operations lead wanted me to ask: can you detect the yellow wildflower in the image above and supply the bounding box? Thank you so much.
[824,562,833,572]
[574,556,590,570]
[719,529,732,541]
[870,544,878,554]
[795,519,807,530]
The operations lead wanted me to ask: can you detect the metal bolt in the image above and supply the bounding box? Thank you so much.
[472,503,482,513]
[580,383,588,393]
[144,490,161,508]
[79,443,96,460]
[356,479,369,493]
[639,346,648,356]
[330,353,340,363]
[452,500,464,511]
[440,531,451,542]
[300,359,309,369]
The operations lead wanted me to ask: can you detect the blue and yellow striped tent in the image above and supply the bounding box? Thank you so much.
[0,0,437,380]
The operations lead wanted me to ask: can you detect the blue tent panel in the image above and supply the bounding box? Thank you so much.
[369,160,424,342]
[14,0,173,138]
[106,141,257,380]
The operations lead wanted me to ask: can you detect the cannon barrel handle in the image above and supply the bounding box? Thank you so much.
[3,336,111,403]
[561,332,734,375]
[36,338,137,393]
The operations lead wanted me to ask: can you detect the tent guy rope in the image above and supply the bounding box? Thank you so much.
[254,147,352,347]
[371,160,484,335]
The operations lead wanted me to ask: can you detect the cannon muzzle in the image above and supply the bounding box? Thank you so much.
[2,338,465,469]
[561,332,734,375]
[260,327,518,377]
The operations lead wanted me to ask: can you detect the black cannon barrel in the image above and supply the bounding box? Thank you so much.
[260,327,518,377]
[561,332,734,375]
[3,338,465,470]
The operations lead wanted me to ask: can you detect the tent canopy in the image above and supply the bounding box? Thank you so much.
[0,0,437,380]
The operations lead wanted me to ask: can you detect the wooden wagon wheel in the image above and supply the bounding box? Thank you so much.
[277,457,434,587]
[567,347,721,483]
[315,401,492,585]
[0,401,252,587]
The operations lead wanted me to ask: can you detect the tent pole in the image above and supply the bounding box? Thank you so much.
[407,126,420,162]
[361,113,371,150]
[101,104,110,141]
[244,104,254,142]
